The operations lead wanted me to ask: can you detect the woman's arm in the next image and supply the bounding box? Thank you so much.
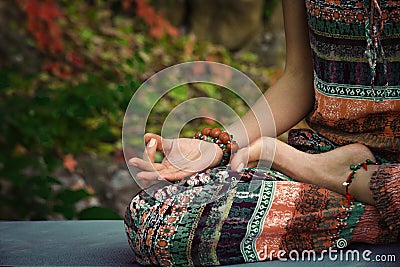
[129,1,315,181]
[231,136,380,206]
[227,0,314,147]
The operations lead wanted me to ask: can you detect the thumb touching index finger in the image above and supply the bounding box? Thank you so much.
[144,133,169,152]
[143,138,157,162]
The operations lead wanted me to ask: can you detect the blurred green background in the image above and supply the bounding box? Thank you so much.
[0,0,284,220]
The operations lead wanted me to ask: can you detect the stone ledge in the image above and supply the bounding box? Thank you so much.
[0,220,398,266]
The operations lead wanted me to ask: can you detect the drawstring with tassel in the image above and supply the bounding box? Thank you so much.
[364,0,389,102]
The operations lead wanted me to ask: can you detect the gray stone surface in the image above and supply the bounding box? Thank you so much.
[58,154,140,218]
[1,221,398,266]
[0,220,138,266]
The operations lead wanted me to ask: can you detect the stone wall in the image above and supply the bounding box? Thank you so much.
[154,0,282,53]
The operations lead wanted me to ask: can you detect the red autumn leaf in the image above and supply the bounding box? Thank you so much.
[123,0,134,10]
[67,51,84,68]
[135,0,178,38]
[166,25,179,37]
[20,0,64,54]
[63,154,78,173]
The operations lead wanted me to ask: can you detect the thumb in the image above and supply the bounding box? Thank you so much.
[230,139,264,171]
[230,147,251,171]
[144,133,172,153]
[143,138,157,162]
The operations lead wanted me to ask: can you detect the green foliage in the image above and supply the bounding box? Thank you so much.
[264,0,280,19]
[0,67,135,220]
[78,207,122,220]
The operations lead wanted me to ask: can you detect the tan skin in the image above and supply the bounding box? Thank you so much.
[129,0,377,205]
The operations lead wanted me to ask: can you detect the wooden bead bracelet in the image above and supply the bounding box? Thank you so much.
[193,127,238,166]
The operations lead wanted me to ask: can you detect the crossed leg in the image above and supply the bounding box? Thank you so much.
[271,140,378,204]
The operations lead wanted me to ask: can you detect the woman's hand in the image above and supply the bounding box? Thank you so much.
[230,137,276,171]
[128,133,223,182]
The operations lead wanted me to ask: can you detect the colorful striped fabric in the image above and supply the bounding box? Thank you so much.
[305,0,400,161]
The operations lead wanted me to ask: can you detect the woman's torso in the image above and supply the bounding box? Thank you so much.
[304,0,400,160]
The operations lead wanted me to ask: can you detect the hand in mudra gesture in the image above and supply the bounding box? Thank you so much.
[128,133,223,182]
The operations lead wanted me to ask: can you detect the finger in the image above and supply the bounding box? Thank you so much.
[143,138,157,162]
[234,138,265,163]
[247,161,259,168]
[142,164,193,181]
[144,133,161,145]
[128,157,165,172]
[230,138,277,171]
[230,147,250,171]
[144,133,172,152]
[136,171,162,181]
[134,172,162,189]
[160,169,193,182]
[136,169,191,182]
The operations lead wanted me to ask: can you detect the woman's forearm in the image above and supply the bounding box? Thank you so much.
[226,71,314,148]
[226,0,314,148]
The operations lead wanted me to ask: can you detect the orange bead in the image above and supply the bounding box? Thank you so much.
[194,131,201,138]
[210,128,222,138]
[218,132,230,143]
[202,127,212,136]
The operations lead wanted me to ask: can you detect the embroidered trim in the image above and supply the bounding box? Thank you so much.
[314,73,400,100]
[240,181,275,262]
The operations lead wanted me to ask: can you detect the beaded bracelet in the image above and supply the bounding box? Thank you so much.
[193,127,238,166]
[343,159,380,205]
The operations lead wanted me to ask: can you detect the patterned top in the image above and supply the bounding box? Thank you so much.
[305,0,400,161]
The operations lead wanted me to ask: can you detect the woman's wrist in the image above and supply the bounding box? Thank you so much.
[193,127,238,166]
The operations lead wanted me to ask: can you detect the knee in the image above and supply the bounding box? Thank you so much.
[370,163,400,234]
[124,193,177,266]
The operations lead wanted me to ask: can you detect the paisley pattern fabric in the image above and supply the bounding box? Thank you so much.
[305,0,400,161]
[124,129,399,266]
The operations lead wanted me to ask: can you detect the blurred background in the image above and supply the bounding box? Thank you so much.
[0,0,285,220]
